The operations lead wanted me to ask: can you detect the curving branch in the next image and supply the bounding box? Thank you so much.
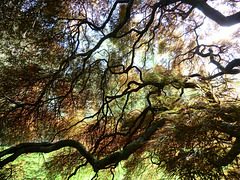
[190,48,240,79]
[225,58,240,71]
[93,118,166,172]
[0,140,97,170]
[208,58,240,79]
[0,119,166,172]
[182,0,240,26]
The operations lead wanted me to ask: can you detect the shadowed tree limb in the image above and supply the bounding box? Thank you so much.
[189,48,240,79]
[207,57,240,79]
[182,0,240,26]
[93,118,166,172]
[0,119,166,172]
[0,140,97,169]
[215,137,240,167]
[225,59,240,71]
[208,48,225,71]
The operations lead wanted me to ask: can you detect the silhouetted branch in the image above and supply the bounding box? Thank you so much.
[0,119,166,172]
[190,48,240,79]
[0,140,96,169]
[93,118,166,172]
[183,0,240,26]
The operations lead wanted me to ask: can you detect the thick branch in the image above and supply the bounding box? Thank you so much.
[183,0,240,26]
[93,118,166,172]
[208,58,240,79]
[208,49,225,71]
[0,140,96,169]
[0,119,166,172]
[225,59,240,71]
[192,49,240,79]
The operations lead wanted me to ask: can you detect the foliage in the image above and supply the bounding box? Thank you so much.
[1,0,240,179]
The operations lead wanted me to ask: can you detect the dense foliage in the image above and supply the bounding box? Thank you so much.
[1,0,240,179]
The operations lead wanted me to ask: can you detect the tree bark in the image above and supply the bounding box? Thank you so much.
[0,119,166,172]
[183,0,240,26]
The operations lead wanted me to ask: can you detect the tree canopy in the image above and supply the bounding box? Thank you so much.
[1,0,240,179]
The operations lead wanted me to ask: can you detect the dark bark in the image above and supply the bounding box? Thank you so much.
[225,59,240,71]
[215,137,240,166]
[182,0,240,26]
[208,58,240,79]
[183,82,198,88]
[190,49,240,79]
[94,118,166,172]
[0,140,97,169]
[0,119,166,172]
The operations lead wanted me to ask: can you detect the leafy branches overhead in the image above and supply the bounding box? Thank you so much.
[1,0,240,179]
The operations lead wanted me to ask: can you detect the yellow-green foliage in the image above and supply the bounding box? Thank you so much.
[142,65,181,85]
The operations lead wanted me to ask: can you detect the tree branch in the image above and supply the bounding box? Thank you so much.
[0,119,166,172]
[0,140,97,169]
[225,59,240,72]
[192,48,240,79]
[93,118,166,172]
[208,57,240,79]
[183,0,240,26]
[208,48,225,71]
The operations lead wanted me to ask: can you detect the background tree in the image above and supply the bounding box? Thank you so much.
[1,0,240,179]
